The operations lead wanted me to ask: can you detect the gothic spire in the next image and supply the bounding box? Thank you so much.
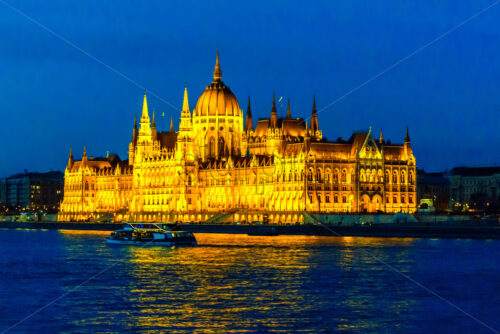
[141,90,150,123]
[67,147,74,168]
[213,49,222,81]
[245,96,253,132]
[182,85,190,112]
[379,129,384,144]
[405,126,410,142]
[170,116,174,133]
[82,146,87,163]
[286,98,291,119]
[310,95,319,134]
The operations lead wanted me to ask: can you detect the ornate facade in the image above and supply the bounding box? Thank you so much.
[59,52,417,223]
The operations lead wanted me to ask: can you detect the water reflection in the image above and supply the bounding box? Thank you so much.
[112,234,418,332]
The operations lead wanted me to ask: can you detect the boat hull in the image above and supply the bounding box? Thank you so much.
[106,238,197,246]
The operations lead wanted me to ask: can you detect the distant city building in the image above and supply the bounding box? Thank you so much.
[0,171,64,213]
[59,52,417,223]
[450,167,500,213]
[417,170,450,213]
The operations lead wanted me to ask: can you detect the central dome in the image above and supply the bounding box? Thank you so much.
[194,51,241,117]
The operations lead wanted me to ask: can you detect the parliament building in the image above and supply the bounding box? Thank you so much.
[58,52,417,223]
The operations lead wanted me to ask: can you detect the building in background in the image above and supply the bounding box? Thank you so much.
[417,170,450,213]
[450,167,500,213]
[59,52,417,223]
[0,171,64,213]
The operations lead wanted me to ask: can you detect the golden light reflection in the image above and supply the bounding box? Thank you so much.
[97,233,418,332]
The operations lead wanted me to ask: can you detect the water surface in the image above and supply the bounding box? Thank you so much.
[0,229,499,333]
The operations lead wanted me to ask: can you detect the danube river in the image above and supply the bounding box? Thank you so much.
[0,229,499,333]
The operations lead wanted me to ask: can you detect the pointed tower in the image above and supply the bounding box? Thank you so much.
[138,91,152,141]
[379,129,384,144]
[286,98,291,120]
[179,85,192,132]
[270,93,278,128]
[245,97,253,133]
[405,126,410,143]
[170,116,174,133]
[177,84,195,161]
[67,147,74,169]
[310,95,319,135]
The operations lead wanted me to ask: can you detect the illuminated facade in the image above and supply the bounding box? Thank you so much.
[59,52,417,223]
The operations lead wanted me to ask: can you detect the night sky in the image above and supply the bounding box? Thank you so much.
[0,1,498,177]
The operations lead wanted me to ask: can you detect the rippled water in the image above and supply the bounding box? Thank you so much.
[0,229,499,333]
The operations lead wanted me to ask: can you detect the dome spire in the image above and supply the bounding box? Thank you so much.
[213,49,222,81]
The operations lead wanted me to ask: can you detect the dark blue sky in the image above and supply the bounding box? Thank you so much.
[0,1,498,177]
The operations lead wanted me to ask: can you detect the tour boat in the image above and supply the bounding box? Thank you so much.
[106,223,197,246]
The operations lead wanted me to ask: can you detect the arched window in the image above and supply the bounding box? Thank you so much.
[401,171,406,184]
[308,169,313,181]
[360,169,366,182]
[219,137,225,156]
[341,169,347,183]
[209,137,215,157]
[393,170,398,184]
[84,181,89,191]
[325,169,331,182]
[317,168,322,182]
[409,171,414,184]
[385,170,390,183]
[333,169,339,183]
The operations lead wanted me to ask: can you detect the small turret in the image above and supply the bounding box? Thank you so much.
[245,97,253,133]
[151,110,157,140]
[404,126,413,159]
[270,93,278,128]
[82,146,88,164]
[286,98,291,119]
[379,129,384,144]
[170,116,174,133]
[132,114,138,144]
